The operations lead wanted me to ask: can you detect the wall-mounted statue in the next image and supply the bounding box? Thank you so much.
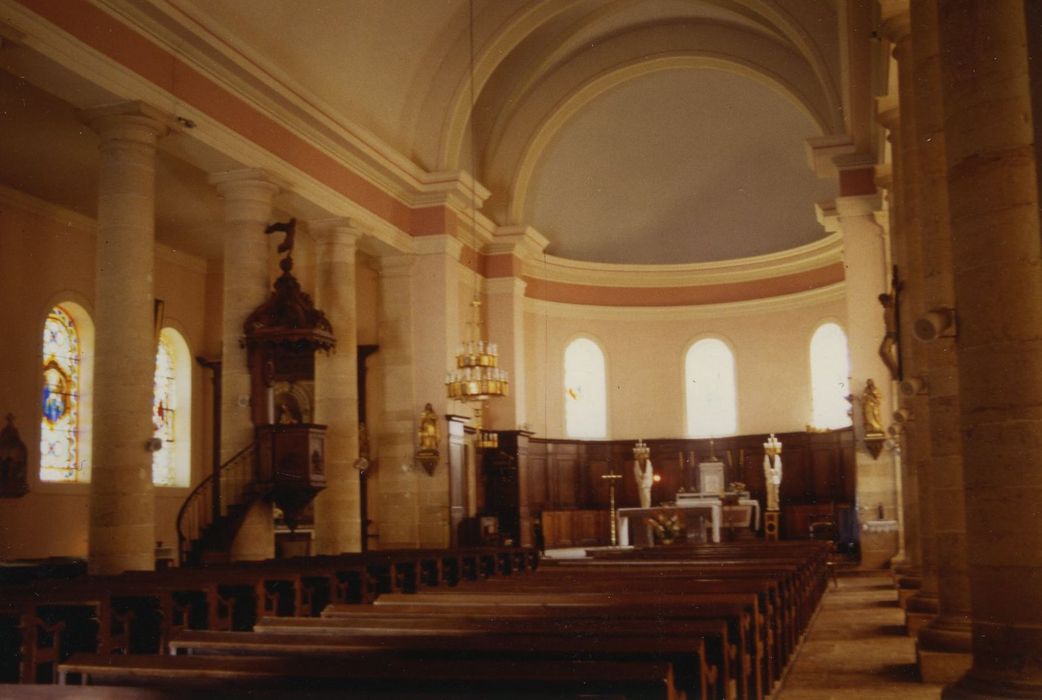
[0,414,29,498]
[861,378,884,435]
[416,403,440,475]
[878,265,903,380]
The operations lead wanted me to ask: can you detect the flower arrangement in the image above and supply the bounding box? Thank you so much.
[646,511,684,544]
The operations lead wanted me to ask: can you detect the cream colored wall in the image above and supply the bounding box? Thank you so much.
[524,294,849,440]
[0,188,217,560]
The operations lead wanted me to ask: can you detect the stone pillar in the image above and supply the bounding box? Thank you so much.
[84,102,168,575]
[311,219,362,555]
[881,0,940,629]
[410,236,462,549]
[833,186,900,570]
[374,255,420,548]
[937,2,1042,696]
[209,168,279,561]
[909,0,972,681]
[484,276,527,430]
[875,103,925,600]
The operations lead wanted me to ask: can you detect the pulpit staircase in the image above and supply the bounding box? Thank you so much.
[176,443,266,566]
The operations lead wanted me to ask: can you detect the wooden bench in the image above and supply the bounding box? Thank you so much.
[166,627,719,700]
[58,652,680,699]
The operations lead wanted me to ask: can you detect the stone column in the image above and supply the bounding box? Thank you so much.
[209,168,279,561]
[484,276,527,430]
[84,102,168,575]
[833,185,900,570]
[311,219,362,555]
[881,0,940,630]
[374,255,420,548]
[909,0,972,682]
[937,1,1042,696]
[875,103,925,601]
[410,236,462,549]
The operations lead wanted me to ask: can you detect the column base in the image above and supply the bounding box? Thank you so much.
[897,575,923,609]
[943,671,1042,699]
[918,616,973,684]
[906,592,939,636]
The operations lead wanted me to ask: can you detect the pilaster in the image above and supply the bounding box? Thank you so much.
[374,255,420,548]
[833,188,900,571]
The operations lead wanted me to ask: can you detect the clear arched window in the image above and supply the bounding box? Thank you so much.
[564,337,607,438]
[810,322,852,429]
[685,338,737,437]
[41,305,92,482]
[153,328,192,487]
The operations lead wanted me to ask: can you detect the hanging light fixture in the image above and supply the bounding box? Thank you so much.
[444,0,507,450]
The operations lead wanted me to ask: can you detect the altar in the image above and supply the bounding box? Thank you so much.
[616,496,761,546]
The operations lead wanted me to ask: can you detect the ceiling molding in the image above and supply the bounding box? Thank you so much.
[524,280,845,321]
[523,232,843,288]
[0,181,209,273]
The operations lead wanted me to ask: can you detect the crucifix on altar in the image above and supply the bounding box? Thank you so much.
[601,468,623,546]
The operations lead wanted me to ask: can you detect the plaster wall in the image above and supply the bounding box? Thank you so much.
[0,187,217,560]
[523,293,850,440]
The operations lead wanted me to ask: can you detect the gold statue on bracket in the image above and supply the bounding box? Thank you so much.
[861,378,886,459]
[415,403,440,475]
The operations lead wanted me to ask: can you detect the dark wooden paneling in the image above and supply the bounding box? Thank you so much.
[482,428,855,546]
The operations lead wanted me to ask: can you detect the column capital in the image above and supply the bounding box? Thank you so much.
[82,101,172,144]
[412,234,463,259]
[876,96,900,132]
[836,193,884,219]
[375,254,416,278]
[309,217,365,238]
[209,168,281,222]
[311,218,364,262]
[878,0,911,44]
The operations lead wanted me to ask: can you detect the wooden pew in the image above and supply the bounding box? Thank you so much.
[165,627,718,700]
[58,652,681,699]
[321,595,762,700]
[255,612,741,700]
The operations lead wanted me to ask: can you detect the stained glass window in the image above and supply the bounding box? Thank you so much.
[564,337,607,438]
[152,334,177,486]
[40,306,82,482]
[685,338,738,437]
[810,322,852,429]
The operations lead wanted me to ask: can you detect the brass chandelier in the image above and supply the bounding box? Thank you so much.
[444,0,507,451]
[446,298,508,449]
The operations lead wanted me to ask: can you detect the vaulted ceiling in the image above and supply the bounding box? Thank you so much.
[0,0,852,265]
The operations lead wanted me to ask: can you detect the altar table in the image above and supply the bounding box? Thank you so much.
[616,498,760,546]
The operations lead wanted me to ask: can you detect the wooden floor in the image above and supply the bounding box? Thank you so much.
[776,573,943,699]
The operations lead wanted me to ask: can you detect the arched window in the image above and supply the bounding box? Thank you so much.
[40,304,92,482]
[564,337,607,438]
[685,338,737,437]
[810,322,852,430]
[153,328,192,487]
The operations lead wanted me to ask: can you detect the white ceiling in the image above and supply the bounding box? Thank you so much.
[0,0,847,265]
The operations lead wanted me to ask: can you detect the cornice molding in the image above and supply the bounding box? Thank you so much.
[524,281,845,321]
[0,182,95,231]
[523,233,843,288]
[0,182,209,273]
[93,0,490,212]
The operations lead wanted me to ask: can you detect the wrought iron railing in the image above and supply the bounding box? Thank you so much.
[175,442,256,565]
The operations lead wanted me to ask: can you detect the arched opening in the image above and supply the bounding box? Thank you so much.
[810,322,851,430]
[40,303,94,483]
[684,337,737,438]
[564,337,607,439]
[153,327,192,487]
